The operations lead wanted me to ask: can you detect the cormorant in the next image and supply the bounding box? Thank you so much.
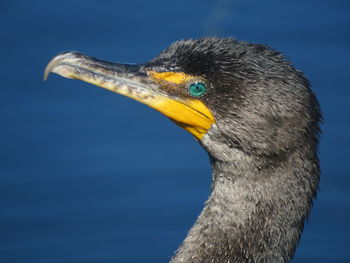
[44,37,321,263]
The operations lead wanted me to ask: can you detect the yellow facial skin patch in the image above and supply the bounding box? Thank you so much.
[148,71,196,85]
[44,52,215,140]
[171,99,215,139]
[147,71,215,138]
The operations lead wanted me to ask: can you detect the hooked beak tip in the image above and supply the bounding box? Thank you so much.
[43,51,84,81]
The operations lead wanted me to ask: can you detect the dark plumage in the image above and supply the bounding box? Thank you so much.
[45,37,321,263]
[148,38,321,263]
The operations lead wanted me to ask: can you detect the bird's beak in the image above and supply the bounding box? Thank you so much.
[44,52,215,139]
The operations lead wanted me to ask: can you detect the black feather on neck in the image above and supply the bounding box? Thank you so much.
[149,38,322,263]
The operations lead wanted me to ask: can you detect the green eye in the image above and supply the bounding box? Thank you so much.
[188,82,207,97]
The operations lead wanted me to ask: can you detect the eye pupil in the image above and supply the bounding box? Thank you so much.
[189,82,206,97]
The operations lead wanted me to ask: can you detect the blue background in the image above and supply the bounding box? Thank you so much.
[1,0,349,262]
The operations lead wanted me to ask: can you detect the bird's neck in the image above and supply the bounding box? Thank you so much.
[170,147,319,263]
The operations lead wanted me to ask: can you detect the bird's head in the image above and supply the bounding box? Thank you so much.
[44,37,320,163]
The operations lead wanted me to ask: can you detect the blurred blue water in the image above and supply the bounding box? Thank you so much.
[0,0,349,262]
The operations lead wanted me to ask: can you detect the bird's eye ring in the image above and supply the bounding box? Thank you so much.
[188,82,207,97]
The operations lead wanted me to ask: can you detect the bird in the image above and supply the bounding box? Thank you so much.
[44,37,321,263]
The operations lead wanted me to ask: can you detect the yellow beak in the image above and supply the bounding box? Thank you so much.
[44,52,215,139]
